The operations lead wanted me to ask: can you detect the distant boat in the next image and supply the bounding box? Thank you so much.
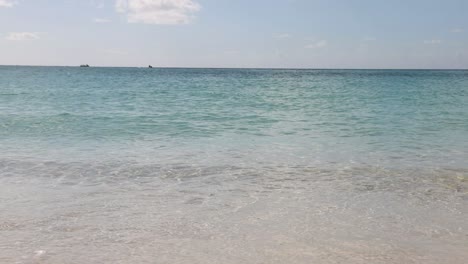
[148,65,153,68]
[80,64,90,67]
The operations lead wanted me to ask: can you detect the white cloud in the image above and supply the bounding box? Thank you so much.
[305,40,327,49]
[5,32,40,41]
[275,33,291,39]
[0,0,16,7]
[94,18,111,23]
[115,0,201,25]
[424,39,441,45]
[450,28,463,33]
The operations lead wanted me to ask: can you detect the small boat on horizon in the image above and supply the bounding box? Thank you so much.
[148,65,153,68]
[80,64,90,67]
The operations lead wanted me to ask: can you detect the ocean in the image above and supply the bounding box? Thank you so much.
[1,66,467,263]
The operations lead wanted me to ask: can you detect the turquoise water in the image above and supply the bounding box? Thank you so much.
[1,67,467,167]
[1,67,468,263]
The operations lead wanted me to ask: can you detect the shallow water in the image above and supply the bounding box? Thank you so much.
[1,67,467,263]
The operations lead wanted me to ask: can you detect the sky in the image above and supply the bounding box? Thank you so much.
[0,0,467,69]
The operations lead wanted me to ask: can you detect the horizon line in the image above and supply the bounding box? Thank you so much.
[1,64,467,71]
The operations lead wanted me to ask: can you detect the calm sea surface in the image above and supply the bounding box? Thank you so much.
[1,66,467,263]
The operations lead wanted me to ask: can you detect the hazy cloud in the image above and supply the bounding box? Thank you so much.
[116,0,201,25]
[0,0,16,7]
[305,40,327,49]
[90,0,105,9]
[450,28,463,33]
[224,50,240,55]
[424,39,441,45]
[5,32,40,41]
[275,33,291,39]
[94,18,111,23]
[363,37,376,42]
[104,48,128,55]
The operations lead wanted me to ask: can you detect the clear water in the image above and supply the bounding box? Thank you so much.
[1,66,467,263]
